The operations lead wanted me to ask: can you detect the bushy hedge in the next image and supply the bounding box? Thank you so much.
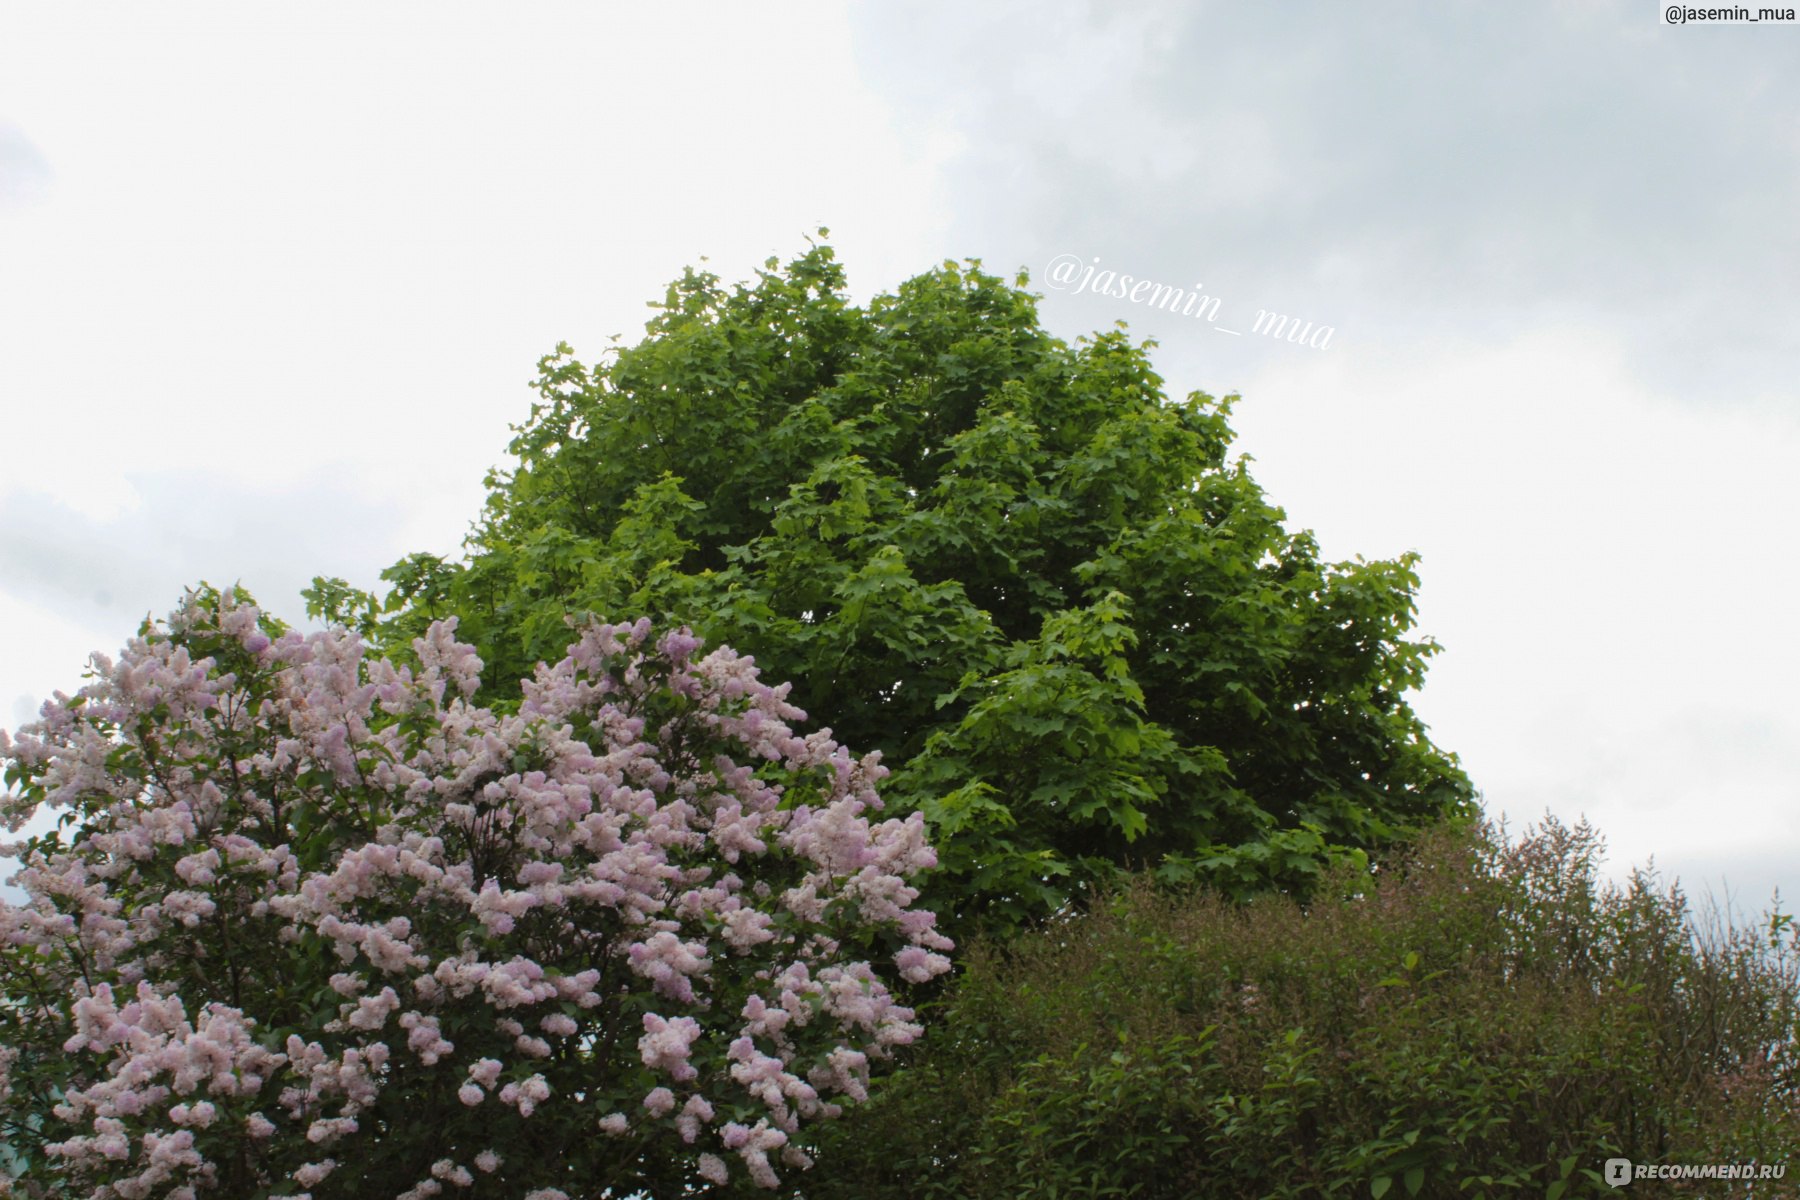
[804,816,1800,1199]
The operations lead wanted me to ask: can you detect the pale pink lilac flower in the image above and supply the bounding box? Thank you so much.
[0,599,953,1196]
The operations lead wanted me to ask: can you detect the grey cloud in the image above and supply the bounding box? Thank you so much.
[849,0,1800,404]
[0,466,416,646]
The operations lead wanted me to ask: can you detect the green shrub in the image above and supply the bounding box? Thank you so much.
[804,816,1800,1199]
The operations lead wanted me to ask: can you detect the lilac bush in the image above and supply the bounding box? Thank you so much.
[0,588,952,1198]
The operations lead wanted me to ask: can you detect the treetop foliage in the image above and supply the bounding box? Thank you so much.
[324,235,1474,937]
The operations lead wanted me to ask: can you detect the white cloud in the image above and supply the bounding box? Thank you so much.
[1225,326,1800,896]
[0,589,116,733]
[0,0,953,676]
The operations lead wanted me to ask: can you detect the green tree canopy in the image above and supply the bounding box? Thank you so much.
[326,236,1473,937]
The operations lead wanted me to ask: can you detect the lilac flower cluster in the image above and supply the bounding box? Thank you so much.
[0,591,953,1196]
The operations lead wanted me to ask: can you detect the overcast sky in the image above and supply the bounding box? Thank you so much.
[2,0,1794,914]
